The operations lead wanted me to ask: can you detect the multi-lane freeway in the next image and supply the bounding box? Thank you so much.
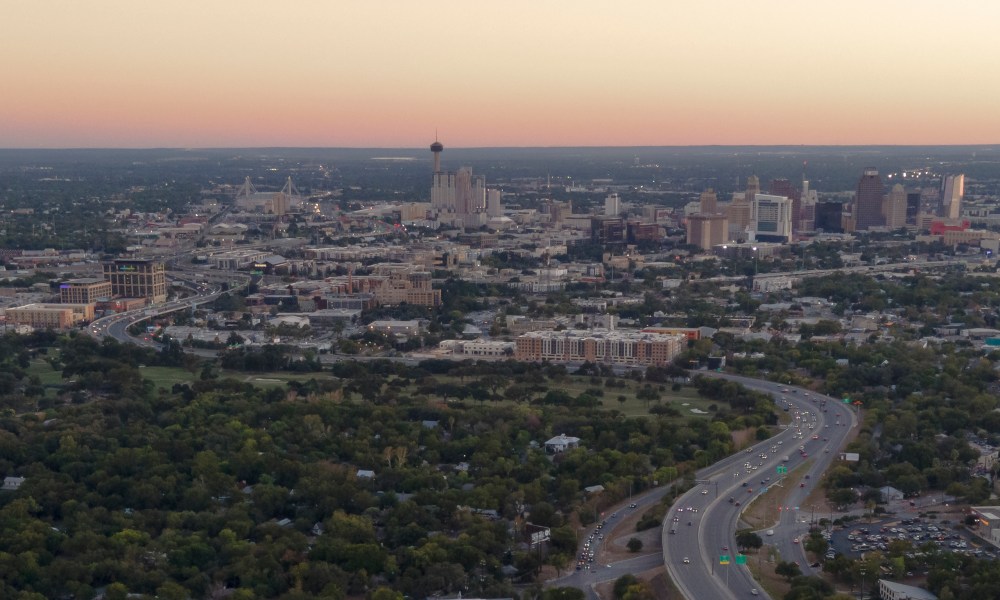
[663,374,858,600]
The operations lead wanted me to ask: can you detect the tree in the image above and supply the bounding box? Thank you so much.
[735,529,763,551]
[775,560,802,582]
[614,574,640,600]
[370,587,403,600]
[543,588,585,600]
[626,537,643,552]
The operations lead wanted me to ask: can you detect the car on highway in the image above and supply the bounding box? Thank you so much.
[683,557,690,564]
[751,589,759,596]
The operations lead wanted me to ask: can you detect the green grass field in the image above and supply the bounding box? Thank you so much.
[28,354,728,420]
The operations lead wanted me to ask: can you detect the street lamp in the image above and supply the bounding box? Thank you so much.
[752,246,759,276]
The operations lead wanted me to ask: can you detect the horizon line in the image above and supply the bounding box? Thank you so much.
[1,143,999,152]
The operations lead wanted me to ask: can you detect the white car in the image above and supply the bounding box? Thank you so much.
[702,489,709,495]
[683,557,691,564]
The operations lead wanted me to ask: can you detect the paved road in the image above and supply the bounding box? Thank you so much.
[663,374,858,600]
[551,484,676,598]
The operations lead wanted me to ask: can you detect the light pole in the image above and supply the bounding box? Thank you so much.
[859,567,867,600]
[752,246,759,276]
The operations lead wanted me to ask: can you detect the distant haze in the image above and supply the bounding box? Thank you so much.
[4,0,1000,148]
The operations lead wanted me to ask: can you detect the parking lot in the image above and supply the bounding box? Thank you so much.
[824,514,999,562]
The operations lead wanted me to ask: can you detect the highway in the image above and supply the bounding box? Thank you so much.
[88,270,250,347]
[662,374,858,600]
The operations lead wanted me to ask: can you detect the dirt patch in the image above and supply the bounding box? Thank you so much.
[731,427,757,450]
[740,460,812,530]
[747,545,792,598]
[593,565,680,600]
[597,506,662,564]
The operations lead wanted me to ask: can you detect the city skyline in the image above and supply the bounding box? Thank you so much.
[4,0,1000,148]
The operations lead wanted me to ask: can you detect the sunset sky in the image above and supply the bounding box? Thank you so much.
[4,0,999,148]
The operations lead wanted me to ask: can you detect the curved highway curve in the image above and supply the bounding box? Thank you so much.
[662,372,859,600]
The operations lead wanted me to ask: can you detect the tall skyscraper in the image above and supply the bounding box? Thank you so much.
[941,174,965,220]
[799,180,817,232]
[906,192,921,225]
[854,167,886,230]
[745,175,760,204]
[699,189,718,214]
[883,183,907,229]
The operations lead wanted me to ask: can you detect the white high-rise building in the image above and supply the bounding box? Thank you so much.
[751,194,793,243]
[941,174,964,220]
[604,193,622,217]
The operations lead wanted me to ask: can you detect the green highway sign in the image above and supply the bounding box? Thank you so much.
[736,555,747,565]
[720,554,730,564]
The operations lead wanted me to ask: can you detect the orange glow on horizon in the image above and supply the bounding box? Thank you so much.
[3,1,1000,148]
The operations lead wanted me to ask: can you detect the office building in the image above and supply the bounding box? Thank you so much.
[687,214,729,250]
[814,201,845,233]
[727,197,752,240]
[798,180,817,232]
[373,270,441,307]
[591,216,625,244]
[854,167,886,230]
[724,176,757,240]
[769,178,801,232]
[6,303,95,329]
[103,259,167,303]
[941,174,964,220]
[883,184,908,229]
[60,278,112,304]
[906,192,921,225]
[877,579,937,600]
[752,194,793,243]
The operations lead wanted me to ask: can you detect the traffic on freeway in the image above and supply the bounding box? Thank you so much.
[663,374,858,600]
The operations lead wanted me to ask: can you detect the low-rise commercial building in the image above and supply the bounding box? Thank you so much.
[877,579,937,600]
[60,278,112,304]
[5,303,95,329]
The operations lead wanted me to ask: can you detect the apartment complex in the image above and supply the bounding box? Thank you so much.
[514,329,684,366]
